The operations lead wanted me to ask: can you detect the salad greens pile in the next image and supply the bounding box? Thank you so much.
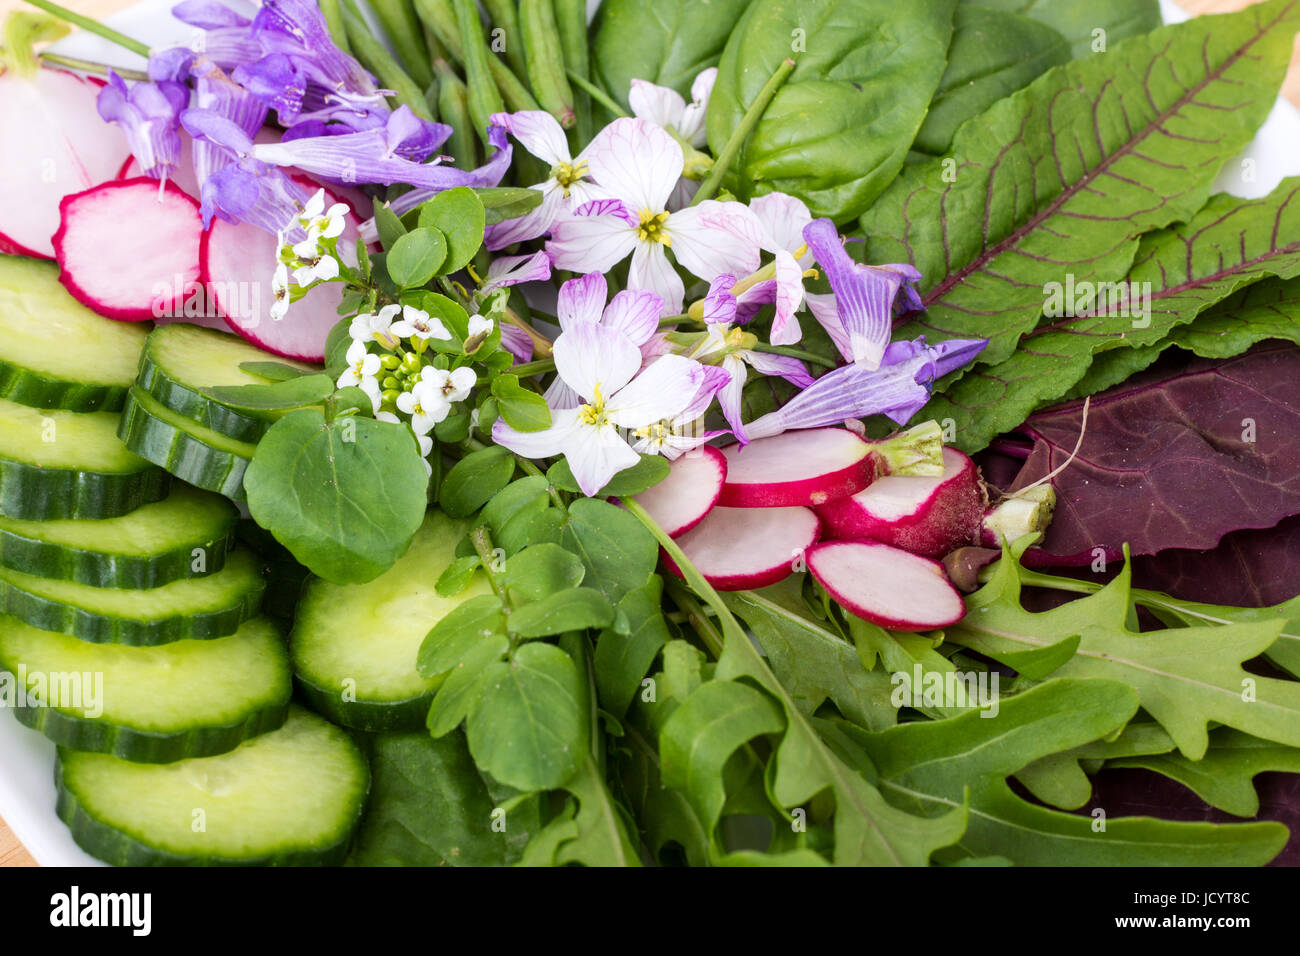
[20,0,1300,866]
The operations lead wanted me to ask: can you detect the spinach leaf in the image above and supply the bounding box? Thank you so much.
[708,0,958,222]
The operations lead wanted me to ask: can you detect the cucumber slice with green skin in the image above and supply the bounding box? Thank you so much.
[0,397,167,520]
[0,483,237,589]
[118,386,255,501]
[0,548,264,645]
[290,510,491,732]
[137,325,314,443]
[0,615,290,763]
[0,256,148,412]
[55,706,370,866]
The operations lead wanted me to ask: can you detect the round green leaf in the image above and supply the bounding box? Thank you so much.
[417,187,485,274]
[439,446,516,517]
[502,543,585,602]
[508,587,614,638]
[388,227,448,288]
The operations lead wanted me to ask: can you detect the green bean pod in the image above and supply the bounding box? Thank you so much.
[452,0,506,145]
[341,0,437,122]
[519,0,575,130]
[481,0,528,80]
[318,0,352,55]
[553,0,590,142]
[413,0,463,65]
[435,59,479,172]
[368,0,435,90]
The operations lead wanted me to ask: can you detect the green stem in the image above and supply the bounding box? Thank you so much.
[510,358,556,377]
[38,51,146,80]
[691,57,795,206]
[566,69,627,119]
[657,313,694,330]
[468,524,507,600]
[21,0,149,56]
[750,343,838,370]
[665,579,724,659]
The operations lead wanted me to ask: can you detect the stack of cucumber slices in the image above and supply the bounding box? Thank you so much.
[0,256,369,865]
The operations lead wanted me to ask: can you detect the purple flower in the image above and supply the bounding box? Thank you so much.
[744,336,988,440]
[191,59,268,187]
[97,71,189,180]
[802,218,924,369]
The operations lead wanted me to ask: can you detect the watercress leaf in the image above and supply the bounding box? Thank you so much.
[562,497,658,602]
[659,679,786,837]
[203,373,336,412]
[387,227,448,289]
[237,361,311,381]
[348,731,506,866]
[373,201,407,251]
[913,3,1068,156]
[244,410,428,584]
[497,504,564,555]
[474,187,544,226]
[857,677,1287,865]
[508,586,615,638]
[482,476,551,533]
[548,453,669,497]
[466,641,585,791]
[863,1,1300,447]
[707,0,958,221]
[324,315,353,377]
[593,0,754,109]
[491,374,552,431]
[973,0,1162,59]
[332,386,375,417]
[933,178,1300,451]
[436,554,483,598]
[949,538,1300,761]
[417,187,485,274]
[439,445,516,517]
[433,409,471,443]
[417,593,507,676]
[501,542,585,602]
[594,576,672,718]
[426,629,510,736]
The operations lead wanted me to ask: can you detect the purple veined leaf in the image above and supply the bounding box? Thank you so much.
[861,3,1300,453]
[1005,343,1300,560]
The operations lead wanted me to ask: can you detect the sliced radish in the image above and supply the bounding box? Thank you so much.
[632,445,726,537]
[202,180,360,362]
[718,428,881,508]
[53,177,203,322]
[816,447,986,558]
[0,68,131,258]
[807,540,966,631]
[663,505,820,591]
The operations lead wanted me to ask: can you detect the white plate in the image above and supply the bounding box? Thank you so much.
[3,0,1299,867]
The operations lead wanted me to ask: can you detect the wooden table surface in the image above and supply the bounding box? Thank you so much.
[0,0,1296,867]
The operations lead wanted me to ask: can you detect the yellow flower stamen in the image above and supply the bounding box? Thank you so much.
[577,382,606,426]
[551,159,590,196]
[637,209,671,246]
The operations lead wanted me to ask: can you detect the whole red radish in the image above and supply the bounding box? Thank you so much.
[807,540,966,631]
[816,447,987,557]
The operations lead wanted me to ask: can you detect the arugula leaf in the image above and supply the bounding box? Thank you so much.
[862,1,1300,448]
[1111,728,1300,817]
[593,577,672,718]
[948,538,1300,760]
[972,0,1161,59]
[1014,721,1175,810]
[913,3,1068,156]
[349,731,507,866]
[929,178,1300,450]
[708,0,958,221]
[617,722,710,865]
[244,410,429,584]
[856,677,1287,865]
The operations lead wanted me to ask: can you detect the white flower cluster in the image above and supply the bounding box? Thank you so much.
[270,189,350,320]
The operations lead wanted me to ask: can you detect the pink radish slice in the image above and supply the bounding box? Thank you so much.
[816,447,986,558]
[718,428,879,508]
[202,181,360,362]
[662,505,820,591]
[53,178,203,322]
[807,540,966,631]
[632,445,727,537]
[0,68,131,259]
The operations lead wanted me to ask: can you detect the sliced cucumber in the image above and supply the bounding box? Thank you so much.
[0,397,167,520]
[0,484,237,589]
[291,510,491,732]
[0,256,148,411]
[137,325,313,442]
[0,548,264,645]
[55,706,369,866]
[0,615,290,763]
[118,387,256,501]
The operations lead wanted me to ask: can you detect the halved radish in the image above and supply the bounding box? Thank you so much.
[0,68,131,258]
[632,445,726,537]
[718,428,889,508]
[201,180,360,362]
[815,447,986,558]
[981,485,1056,548]
[807,540,966,631]
[662,505,820,591]
[53,177,203,322]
